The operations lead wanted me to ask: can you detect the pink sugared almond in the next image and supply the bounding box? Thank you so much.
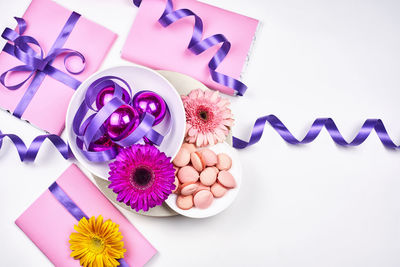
[200,149,218,166]
[177,166,199,184]
[211,166,219,174]
[190,152,204,172]
[217,170,236,188]
[172,176,180,194]
[193,190,214,209]
[211,182,228,198]
[194,182,210,194]
[172,147,190,167]
[174,166,179,175]
[180,182,199,196]
[216,153,232,171]
[181,143,196,153]
[199,167,217,186]
[176,195,193,210]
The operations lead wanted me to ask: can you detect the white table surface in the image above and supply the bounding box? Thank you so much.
[1,0,400,266]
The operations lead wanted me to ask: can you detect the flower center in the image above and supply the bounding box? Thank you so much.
[131,166,154,189]
[199,110,208,121]
[197,105,212,122]
[88,236,105,254]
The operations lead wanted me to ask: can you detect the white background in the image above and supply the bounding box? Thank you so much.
[1,0,400,266]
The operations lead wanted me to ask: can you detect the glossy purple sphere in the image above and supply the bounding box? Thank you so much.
[88,133,114,152]
[96,86,130,109]
[132,91,166,125]
[106,105,140,140]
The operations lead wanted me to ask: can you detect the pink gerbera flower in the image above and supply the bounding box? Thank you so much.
[181,89,234,147]
[108,144,175,212]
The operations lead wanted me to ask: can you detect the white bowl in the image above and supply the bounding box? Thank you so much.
[66,65,186,179]
[164,142,242,218]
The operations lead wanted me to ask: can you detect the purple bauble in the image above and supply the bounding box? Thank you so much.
[106,105,140,140]
[132,91,167,125]
[88,133,114,152]
[96,86,130,109]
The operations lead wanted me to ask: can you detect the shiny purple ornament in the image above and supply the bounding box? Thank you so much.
[132,91,167,125]
[88,133,114,152]
[106,105,140,141]
[96,86,130,109]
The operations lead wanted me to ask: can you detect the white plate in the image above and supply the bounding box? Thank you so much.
[92,70,237,217]
[66,66,186,179]
[164,142,242,218]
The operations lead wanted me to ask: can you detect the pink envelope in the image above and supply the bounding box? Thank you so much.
[0,0,117,134]
[122,0,259,95]
[15,164,157,267]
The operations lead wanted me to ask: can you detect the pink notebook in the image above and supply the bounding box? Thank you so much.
[122,0,259,95]
[0,0,117,134]
[15,164,157,267]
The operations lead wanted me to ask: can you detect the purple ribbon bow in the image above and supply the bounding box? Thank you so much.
[0,12,85,118]
[133,0,247,96]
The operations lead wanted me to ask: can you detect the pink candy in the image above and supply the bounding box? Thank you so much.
[173,143,236,210]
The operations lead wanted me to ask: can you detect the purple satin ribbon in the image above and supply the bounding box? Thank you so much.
[72,76,167,162]
[1,12,85,118]
[0,129,71,161]
[132,0,247,96]
[1,116,399,162]
[232,115,400,149]
[49,182,129,266]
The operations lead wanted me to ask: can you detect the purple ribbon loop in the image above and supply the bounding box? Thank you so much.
[48,182,130,266]
[132,0,247,96]
[232,115,400,149]
[72,76,169,162]
[1,12,85,118]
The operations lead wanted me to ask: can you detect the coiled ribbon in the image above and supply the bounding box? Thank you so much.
[132,0,247,96]
[72,76,168,162]
[1,116,399,162]
[1,13,85,118]
[232,116,400,149]
[0,130,71,162]
[49,182,129,266]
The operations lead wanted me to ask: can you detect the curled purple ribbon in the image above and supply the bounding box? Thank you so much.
[0,130,71,161]
[132,0,247,96]
[232,115,400,149]
[49,182,129,266]
[1,12,85,118]
[1,115,399,163]
[72,76,168,162]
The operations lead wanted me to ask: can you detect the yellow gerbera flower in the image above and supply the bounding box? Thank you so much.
[69,215,126,267]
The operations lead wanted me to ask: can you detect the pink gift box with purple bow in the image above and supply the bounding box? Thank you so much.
[0,0,117,134]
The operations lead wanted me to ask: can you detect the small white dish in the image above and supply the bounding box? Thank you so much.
[66,65,186,179]
[164,142,242,218]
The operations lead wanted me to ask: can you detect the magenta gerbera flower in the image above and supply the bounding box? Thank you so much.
[182,89,234,147]
[108,144,176,212]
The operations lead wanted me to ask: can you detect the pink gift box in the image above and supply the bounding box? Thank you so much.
[15,164,157,267]
[122,0,259,95]
[0,0,117,134]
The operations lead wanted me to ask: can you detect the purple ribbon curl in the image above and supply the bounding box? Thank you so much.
[49,182,129,266]
[1,116,399,163]
[1,12,85,118]
[232,115,400,149]
[132,0,247,96]
[72,76,167,162]
[0,130,71,161]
